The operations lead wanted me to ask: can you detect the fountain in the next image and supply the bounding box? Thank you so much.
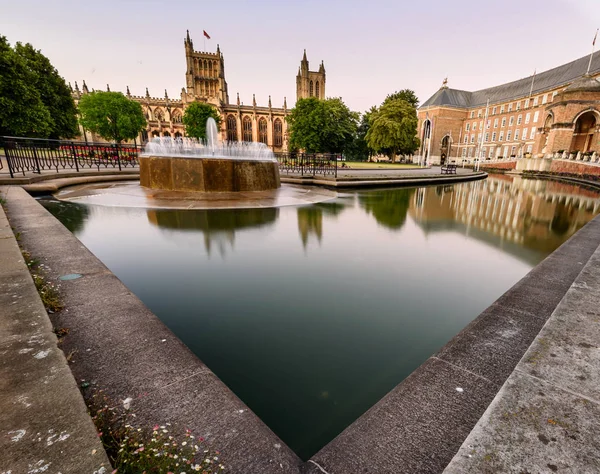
[140,118,281,192]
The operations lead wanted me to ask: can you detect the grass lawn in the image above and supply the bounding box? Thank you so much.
[341,161,422,170]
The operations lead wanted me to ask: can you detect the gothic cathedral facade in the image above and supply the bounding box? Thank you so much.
[72,32,327,152]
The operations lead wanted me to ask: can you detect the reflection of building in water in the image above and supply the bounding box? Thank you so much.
[410,176,600,256]
[147,208,278,257]
[297,202,348,249]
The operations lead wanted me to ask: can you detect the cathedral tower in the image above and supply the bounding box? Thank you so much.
[296,50,326,101]
[184,30,229,105]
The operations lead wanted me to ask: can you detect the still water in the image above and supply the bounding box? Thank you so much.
[42,175,600,460]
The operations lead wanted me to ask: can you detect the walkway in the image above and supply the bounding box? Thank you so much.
[0,187,109,473]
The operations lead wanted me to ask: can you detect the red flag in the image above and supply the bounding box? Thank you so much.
[203,30,211,40]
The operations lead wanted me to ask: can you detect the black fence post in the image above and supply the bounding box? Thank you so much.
[5,147,15,179]
[335,154,338,178]
[32,146,41,174]
[70,141,79,172]
[115,143,122,171]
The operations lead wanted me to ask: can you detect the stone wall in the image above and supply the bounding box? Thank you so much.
[550,160,600,177]
[480,161,517,170]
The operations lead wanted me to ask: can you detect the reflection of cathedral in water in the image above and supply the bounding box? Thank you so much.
[147,208,278,257]
[410,175,600,256]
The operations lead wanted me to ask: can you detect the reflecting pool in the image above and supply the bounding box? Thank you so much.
[41,175,600,460]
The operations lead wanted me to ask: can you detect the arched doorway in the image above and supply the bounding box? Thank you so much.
[440,134,451,165]
[570,111,598,153]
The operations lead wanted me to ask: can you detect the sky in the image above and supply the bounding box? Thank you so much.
[1,0,598,112]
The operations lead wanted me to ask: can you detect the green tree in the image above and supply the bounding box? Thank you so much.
[366,98,419,161]
[182,102,221,140]
[383,89,419,108]
[287,97,358,153]
[14,42,78,138]
[345,107,377,161]
[78,91,146,143]
[0,36,51,137]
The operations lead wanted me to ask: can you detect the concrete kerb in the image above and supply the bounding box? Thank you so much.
[0,187,110,474]
[443,219,600,473]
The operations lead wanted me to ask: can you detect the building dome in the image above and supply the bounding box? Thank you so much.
[563,74,600,93]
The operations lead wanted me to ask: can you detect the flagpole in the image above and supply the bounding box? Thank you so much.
[586,28,598,75]
[475,99,489,172]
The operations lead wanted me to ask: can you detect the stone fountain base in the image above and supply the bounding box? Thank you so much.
[139,156,281,192]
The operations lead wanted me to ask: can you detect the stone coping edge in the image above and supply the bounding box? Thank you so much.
[0,169,139,186]
[281,171,487,188]
[305,213,600,473]
[2,187,302,474]
[0,187,110,473]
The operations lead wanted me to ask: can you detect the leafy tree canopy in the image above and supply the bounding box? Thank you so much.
[287,97,358,153]
[0,36,51,137]
[383,89,419,108]
[78,91,146,143]
[365,98,419,159]
[182,102,221,140]
[14,42,79,139]
[0,36,78,138]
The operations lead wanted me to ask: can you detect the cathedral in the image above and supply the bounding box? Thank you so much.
[71,31,326,151]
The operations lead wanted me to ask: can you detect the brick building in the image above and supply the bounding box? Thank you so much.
[417,54,600,165]
[72,31,326,151]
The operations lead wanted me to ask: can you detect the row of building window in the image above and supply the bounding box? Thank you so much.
[460,144,533,158]
[466,111,540,131]
[193,58,219,78]
[226,115,283,146]
[468,92,558,119]
[464,127,537,144]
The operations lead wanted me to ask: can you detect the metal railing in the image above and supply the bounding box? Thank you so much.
[0,136,141,178]
[275,152,340,178]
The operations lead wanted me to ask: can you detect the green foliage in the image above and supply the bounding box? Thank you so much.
[366,98,419,159]
[344,106,377,161]
[287,97,358,153]
[383,89,419,108]
[78,91,146,143]
[88,390,225,473]
[14,42,79,138]
[0,36,51,137]
[0,36,78,138]
[22,250,63,313]
[182,102,221,140]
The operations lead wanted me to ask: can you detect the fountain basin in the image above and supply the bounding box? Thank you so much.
[140,155,281,192]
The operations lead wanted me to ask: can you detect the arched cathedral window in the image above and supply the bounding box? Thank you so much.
[315,81,320,98]
[310,80,313,97]
[243,116,253,142]
[227,115,238,142]
[274,119,283,147]
[258,117,268,144]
